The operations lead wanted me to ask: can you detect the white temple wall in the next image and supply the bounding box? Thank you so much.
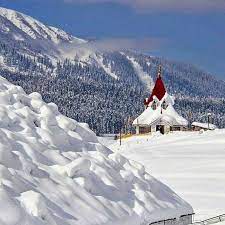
[136,126,140,134]
[151,126,156,132]
[165,125,171,134]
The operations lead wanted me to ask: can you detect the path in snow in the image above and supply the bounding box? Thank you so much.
[103,130,225,221]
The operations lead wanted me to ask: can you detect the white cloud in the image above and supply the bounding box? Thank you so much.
[59,37,164,56]
[64,0,225,12]
[84,37,163,52]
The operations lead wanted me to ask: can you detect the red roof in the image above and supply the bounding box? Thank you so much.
[144,68,166,106]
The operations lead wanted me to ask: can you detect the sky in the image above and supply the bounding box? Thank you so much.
[1,0,225,79]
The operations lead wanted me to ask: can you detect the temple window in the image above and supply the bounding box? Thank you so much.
[162,100,168,110]
[151,101,157,110]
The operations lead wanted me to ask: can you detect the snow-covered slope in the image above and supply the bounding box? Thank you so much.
[0,6,123,78]
[0,7,85,45]
[1,6,225,136]
[0,6,87,61]
[126,55,154,91]
[105,130,225,221]
[0,76,192,225]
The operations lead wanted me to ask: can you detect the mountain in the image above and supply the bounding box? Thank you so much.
[0,6,225,134]
[0,75,193,225]
[0,7,86,58]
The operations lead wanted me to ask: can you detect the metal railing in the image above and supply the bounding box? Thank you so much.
[148,214,194,225]
[191,214,225,225]
[147,213,225,225]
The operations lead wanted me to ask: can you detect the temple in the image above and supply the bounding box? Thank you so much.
[133,66,188,134]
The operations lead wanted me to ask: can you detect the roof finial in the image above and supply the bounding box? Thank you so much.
[157,65,162,78]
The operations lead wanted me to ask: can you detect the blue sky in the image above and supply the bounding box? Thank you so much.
[1,0,225,79]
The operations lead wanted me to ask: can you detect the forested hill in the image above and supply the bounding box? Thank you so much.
[0,6,225,134]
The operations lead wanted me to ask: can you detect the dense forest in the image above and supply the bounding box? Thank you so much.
[0,41,225,134]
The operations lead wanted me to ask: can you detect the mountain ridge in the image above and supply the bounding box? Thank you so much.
[0,6,224,133]
[0,6,86,44]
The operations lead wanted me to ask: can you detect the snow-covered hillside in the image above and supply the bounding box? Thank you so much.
[104,130,225,221]
[0,6,87,61]
[126,55,154,91]
[0,76,192,225]
[1,6,225,135]
[0,7,85,45]
[0,6,157,83]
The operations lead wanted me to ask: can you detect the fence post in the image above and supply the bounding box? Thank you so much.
[119,128,122,146]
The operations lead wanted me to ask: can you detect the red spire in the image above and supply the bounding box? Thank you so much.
[144,65,166,106]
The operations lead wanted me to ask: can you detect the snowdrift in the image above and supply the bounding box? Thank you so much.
[0,76,192,225]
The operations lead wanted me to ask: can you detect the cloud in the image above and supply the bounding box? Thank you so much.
[59,37,164,60]
[83,37,164,52]
[64,0,225,12]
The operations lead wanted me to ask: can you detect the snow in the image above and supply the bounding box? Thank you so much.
[218,221,225,225]
[126,56,154,91]
[0,7,85,44]
[50,26,86,44]
[0,76,192,225]
[61,50,119,80]
[133,93,188,127]
[104,130,225,222]
[13,34,24,41]
[65,158,91,178]
[192,122,217,130]
[96,55,118,80]
[0,55,19,74]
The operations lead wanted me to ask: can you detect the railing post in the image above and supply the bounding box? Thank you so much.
[119,128,122,146]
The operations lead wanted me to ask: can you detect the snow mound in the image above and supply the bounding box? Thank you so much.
[0,76,193,225]
[65,158,91,178]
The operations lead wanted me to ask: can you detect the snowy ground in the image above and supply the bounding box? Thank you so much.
[102,130,225,222]
[0,76,193,225]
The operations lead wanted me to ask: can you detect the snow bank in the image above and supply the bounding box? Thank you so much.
[0,76,193,225]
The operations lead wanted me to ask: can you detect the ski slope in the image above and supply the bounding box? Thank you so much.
[126,55,154,91]
[104,130,225,221]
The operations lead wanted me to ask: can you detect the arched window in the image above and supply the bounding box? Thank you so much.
[151,101,157,110]
[162,100,168,110]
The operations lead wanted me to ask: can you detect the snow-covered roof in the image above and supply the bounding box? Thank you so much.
[133,93,188,127]
[192,122,217,130]
[0,76,192,225]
